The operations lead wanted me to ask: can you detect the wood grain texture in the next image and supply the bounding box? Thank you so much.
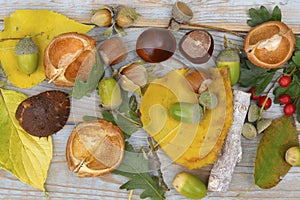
[0,0,300,199]
[0,0,300,33]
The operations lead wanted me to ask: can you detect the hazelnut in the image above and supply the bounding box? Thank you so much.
[244,21,295,68]
[44,32,97,87]
[99,37,128,66]
[66,120,125,177]
[91,8,113,27]
[136,28,176,63]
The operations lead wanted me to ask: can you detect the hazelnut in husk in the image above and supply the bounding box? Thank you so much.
[15,90,70,137]
[136,28,176,63]
[117,61,148,93]
[91,7,113,27]
[44,32,97,87]
[179,30,214,64]
[99,37,128,66]
[116,7,141,28]
[184,68,211,93]
[66,120,125,177]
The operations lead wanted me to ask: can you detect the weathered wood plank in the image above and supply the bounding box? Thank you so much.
[1,1,300,199]
[0,0,300,33]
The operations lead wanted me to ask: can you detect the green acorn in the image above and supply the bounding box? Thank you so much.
[285,146,300,166]
[14,36,39,75]
[169,102,204,124]
[216,47,240,85]
[98,78,122,109]
[173,172,207,199]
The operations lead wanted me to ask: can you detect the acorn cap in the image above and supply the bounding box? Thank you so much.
[257,118,272,134]
[15,90,70,137]
[242,122,257,140]
[14,37,38,55]
[216,48,240,62]
[172,1,193,23]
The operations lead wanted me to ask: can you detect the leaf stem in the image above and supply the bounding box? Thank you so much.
[0,37,23,42]
[258,77,280,120]
[0,32,44,42]
[186,22,245,38]
[147,137,169,192]
[127,190,134,200]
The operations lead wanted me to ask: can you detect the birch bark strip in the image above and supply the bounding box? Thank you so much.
[208,89,251,192]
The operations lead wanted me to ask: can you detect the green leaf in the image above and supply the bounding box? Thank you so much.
[114,114,139,139]
[0,88,52,191]
[292,51,300,66]
[71,52,105,99]
[102,110,117,125]
[247,6,281,27]
[297,98,300,122]
[113,142,165,200]
[255,115,299,189]
[271,6,282,21]
[83,110,138,139]
[295,36,300,51]
[239,58,277,95]
[129,95,138,112]
[82,115,99,121]
[254,72,275,95]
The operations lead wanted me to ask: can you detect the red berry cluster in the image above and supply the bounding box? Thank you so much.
[277,76,296,115]
[249,87,272,110]
[250,76,296,115]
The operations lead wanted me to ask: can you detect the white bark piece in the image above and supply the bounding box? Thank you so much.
[208,89,251,192]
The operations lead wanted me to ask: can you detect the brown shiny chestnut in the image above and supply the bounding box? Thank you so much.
[136,28,176,63]
[179,30,214,64]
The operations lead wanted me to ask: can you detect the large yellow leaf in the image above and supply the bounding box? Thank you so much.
[0,10,94,88]
[140,68,233,169]
[0,88,52,191]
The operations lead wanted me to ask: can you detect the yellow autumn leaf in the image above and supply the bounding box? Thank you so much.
[140,67,233,169]
[0,88,52,191]
[0,10,94,88]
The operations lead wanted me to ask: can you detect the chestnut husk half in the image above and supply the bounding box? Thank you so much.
[66,120,125,177]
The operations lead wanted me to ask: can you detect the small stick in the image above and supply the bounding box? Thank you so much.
[147,137,169,192]
[185,22,245,38]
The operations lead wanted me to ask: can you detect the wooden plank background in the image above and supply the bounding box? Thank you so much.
[1,0,300,199]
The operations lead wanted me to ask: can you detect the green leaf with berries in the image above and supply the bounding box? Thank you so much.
[273,75,300,103]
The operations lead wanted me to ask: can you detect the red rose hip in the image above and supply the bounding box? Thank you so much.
[249,87,260,100]
[284,104,296,115]
[278,76,291,88]
[279,94,291,104]
[258,96,272,110]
